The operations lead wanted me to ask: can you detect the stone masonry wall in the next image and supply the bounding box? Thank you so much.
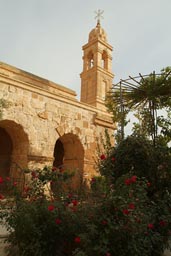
[0,63,115,181]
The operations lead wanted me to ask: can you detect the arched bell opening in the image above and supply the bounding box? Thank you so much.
[87,51,94,70]
[101,50,108,69]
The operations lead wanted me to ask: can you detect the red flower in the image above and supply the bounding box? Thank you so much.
[125,176,137,185]
[91,177,96,184]
[0,194,4,200]
[74,236,81,243]
[125,179,131,185]
[52,166,57,172]
[23,186,30,193]
[100,154,106,160]
[59,167,64,173]
[148,223,154,229]
[159,220,167,227]
[55,218,62,225]
[31,171,38,179]
[102,220,108,225]
[67,193,73,199]
[128,203,135,210]
[131,175,137,183]
[123,209,129,215]
[48,205,55,211]
[111,157,115,161]
[13,182,17,186]
[147,182,151,187]
[0,177,3,184]
[72,200,78,206]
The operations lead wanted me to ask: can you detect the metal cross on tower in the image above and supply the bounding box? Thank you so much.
[94,9,104,25]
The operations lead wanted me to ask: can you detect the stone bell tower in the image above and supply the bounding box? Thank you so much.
[80,16,114,111]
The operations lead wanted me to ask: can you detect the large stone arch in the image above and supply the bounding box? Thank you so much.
[0,120,29,184]
[53,133,84,189]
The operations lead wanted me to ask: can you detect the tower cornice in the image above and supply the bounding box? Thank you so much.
[82,39,113,51]
[80,66,114,79]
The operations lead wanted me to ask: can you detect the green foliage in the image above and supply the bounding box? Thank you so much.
[157,109,171,145]
[98,135,171,255]
[0,166,87,256]
[79,173,171,256]
[0,137,171,256]
[107,67,171,144]
[106,136,155,179]
[99,135,171,192]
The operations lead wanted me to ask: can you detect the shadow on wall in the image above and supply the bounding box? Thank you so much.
[53,133,84,190]
[0,120,29,192]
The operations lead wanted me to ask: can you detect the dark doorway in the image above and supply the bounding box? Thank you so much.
[53,134,84,190]
[0,127,13,178]
[53,139,64,168]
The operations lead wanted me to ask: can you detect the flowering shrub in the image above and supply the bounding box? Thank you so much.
[0,137,171,256]
[97,135,171,255]
[80,173,171,256]
[0,166,83,256]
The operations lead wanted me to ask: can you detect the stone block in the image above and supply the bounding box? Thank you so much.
[45,102,58,113]
[32,92,38,99]
[38,111,48,120]
[83,121,89,128]
[8,85,16,93]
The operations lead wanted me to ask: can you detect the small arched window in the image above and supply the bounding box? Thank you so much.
[87,51,94,69]
[101,50,108,69]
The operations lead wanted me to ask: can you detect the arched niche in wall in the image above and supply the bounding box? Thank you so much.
[101,50,108,69]
[53,139,64,169]
[53,133,84,190]
[0,119,29,192]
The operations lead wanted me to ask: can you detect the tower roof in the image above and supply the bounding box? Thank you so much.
[88,22,107,43]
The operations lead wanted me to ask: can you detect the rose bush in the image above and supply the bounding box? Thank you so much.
[0,136,171,256]
[97,135,171,255]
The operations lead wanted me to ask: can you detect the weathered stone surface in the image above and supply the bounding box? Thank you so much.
[0,66,114,178]
[38,111,48,120]
[0,23,115,184]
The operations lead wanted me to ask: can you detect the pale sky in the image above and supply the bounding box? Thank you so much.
[0,0,171,99]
